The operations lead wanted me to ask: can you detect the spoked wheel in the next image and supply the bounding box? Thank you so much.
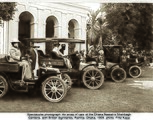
[62,73,72,91]
[42,76,66,102]
[111,67,126,82]
[82,68,104,89]
[0,75,8,98]
[129,65,142,78]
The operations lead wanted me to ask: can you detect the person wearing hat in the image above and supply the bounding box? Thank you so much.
[87,45,98,62]
[52,42,72,69]
[52,42,64,57]
[10,39,32,83]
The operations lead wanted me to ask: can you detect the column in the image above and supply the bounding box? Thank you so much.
[30,22,38,38]
[54,25,62,37]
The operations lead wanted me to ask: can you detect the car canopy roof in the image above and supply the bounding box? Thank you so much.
[24,38,85,43]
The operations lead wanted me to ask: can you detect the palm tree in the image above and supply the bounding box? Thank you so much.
[87,6,107,49]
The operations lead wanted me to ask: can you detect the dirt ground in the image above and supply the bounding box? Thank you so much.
[0,66,153,112]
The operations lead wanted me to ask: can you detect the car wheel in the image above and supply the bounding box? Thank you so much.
[82,68,104,89]
[111,67,126,82]
[129,65,142,78]
[62,73,72,91]
[42,76,66,102]
[0,75,8,98]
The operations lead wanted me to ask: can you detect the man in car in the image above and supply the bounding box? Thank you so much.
[10,39,32,82]
[52,42,72,69]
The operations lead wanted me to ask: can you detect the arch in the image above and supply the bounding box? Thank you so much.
[68,19,79,38]
[45,16,59,55]
[18,11,34,43]
[46,16,59,37]
[68,19,80,54]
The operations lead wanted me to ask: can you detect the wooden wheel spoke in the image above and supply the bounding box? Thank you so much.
[0,90,3,93]
[92,81,95,87]
[57,83,62,88]
[45,88,51,91]
[56,91,62,96]
[85,76,91,79]
[88,81,92,85]
[0,81,3,85]
[47,90,52,95]
[46,83,52,88]
[94,80,99,85]
[94,71,99,77]
[95,76,101,79]
[92,70,94,76]
[87,71,92,77]
[0,84,5,88]
[57,88,64,92]
[51,92,54,98]
[54,93,57,99]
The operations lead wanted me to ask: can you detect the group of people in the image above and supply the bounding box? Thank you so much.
[9,39,107,82]
[87,45,104,65]
[9,39,73,82]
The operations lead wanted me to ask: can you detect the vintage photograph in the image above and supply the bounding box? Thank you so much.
[0,1,153,114]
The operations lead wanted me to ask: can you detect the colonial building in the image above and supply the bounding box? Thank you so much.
[0,2,89,54]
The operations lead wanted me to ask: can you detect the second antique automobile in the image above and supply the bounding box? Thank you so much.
[23,38,105,90]
[0,44,69,102]
[102,45,143,79]
[86,45,127,82]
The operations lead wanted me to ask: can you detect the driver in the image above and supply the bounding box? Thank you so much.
[52,42,72,69]
[9,39,32,82]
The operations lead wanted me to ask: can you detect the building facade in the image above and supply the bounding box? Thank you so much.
[0,2,89,54]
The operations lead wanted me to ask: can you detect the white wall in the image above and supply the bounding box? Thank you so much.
[5,2,88,54]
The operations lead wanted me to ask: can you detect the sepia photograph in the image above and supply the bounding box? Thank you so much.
[0,0,153,119]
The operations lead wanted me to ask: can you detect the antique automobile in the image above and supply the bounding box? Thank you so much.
[0,46,69,102]
[86,45,127,82]
[103,45,143,79]
[24,38,104,90]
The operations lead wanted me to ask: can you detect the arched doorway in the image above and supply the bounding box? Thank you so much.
[68,19,79,54]
[46,16,58,37]
[68,19,79,38]
[18,11,34,42]
[18,11,34,55]
[46,16,58,54]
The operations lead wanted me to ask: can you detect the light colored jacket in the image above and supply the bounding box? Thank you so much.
[10,47,21,61]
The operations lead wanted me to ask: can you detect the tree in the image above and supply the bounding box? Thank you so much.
[87,6,107,47]
[102,3,153,50]
[0,2,16,21]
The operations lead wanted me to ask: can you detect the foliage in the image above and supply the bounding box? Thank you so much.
[102,3,153,50]
[87,6,108,46]
[0,2,16,21]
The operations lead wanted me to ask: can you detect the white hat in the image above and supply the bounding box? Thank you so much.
[11,38,20,43]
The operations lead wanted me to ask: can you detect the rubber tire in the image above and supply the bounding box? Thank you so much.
[0,75,8,98]
[129,65,142,78]
[62,73,72,91]
[82,68,104,90]
[111,67,126,83]
[42,76,67,102]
